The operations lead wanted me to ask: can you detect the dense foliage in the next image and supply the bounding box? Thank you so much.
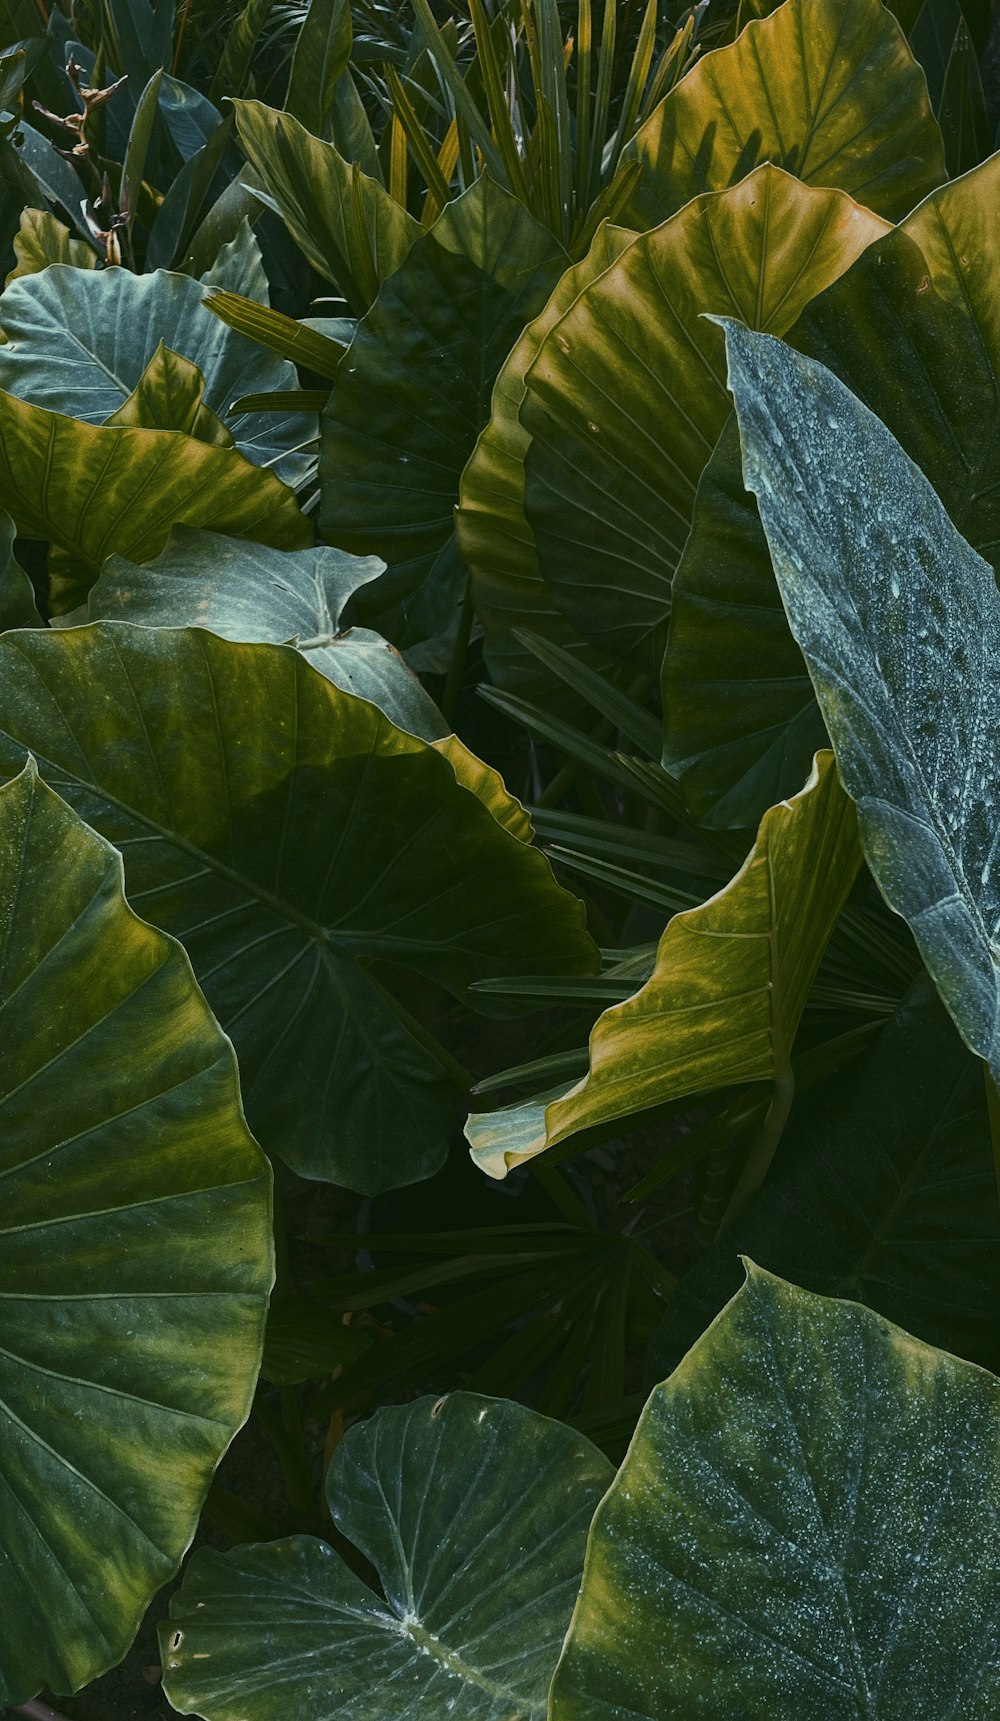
[0,0,998,1712]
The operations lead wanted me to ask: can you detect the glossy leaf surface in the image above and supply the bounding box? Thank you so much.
[0,762,271,1707]
[551,1265,1000,1718]
[723,321,1000,1089]
[162,1393,613,1720]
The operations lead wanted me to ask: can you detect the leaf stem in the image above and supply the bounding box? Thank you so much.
[719,1068,795,1230]
[441,574,476,725]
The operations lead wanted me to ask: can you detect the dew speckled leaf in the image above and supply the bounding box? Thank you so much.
[87,529,446,740]
[0,263,312,476]
[0,624,596,1193]
[664,154,1000,829]
[467,752,859,1176]
[0,761,271,1708]
[551,1263,1000,1719]
[624,0,945,229]
[519,167,887,669]
[721,321,1000,1085]
[161,1392,613,1721]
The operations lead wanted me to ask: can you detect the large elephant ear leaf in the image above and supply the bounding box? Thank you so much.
[160,1392,613,1721]
[519,168,888,670]
[664,151,1000,831]
[0,394,312,613]
[467,751,859,1177]
[550,1264,1000,1719]
[625,0,945,229]
[721,321,1000,1089]
[0,626,596,1194]
[0,760,271,1708]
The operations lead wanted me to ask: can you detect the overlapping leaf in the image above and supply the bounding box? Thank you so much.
[0,390,311,612]
[0,625,596,1192]
[467,751,859,1176]
[87,530,446,740]
[457,220,633,700]
[664,152,1000,827]
[624,0,946,229]
[320,174,567,656]
[0,263,311,473]
[232,99,419,311]
[0,762,271,1707]
[161,1393,613,1721]
[518,167,888,669]
[721,320,1000,1093]
[551,1266,1000,1718]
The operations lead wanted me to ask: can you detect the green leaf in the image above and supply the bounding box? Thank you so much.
[285,0,352,135]
[939,14,992,175]
[467,751,860,1176]
[664,154,1000,828]
[205,288,348,379]
[624,0,946,229]
[0,760,271,1707]
[721,319,1000,1092]
[105,343,235,443]
[651,980,1000,1381]
[161,1393,613,1720]
[0,389,311,613]
[320,173,567,648]
[4,207,98,282]
[0,263,312,475]
[0,625,596,1191]
[0,506,39,626]
[551,1264,1000,1718]
[232,99,420,311]
[457,219,634,702]
[519,167,888,669]
[87,529,447,739]
[260,1297,369,1385]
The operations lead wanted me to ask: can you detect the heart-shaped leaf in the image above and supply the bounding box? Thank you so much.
[721,319,1000,1092]
[467,751,859,1177]
[551,1264,1000,1718]
[0,625,596,1192]
[0,760,271,1707]
[87,529,446,740]
[624,0,945,229]
[161,1392,613,1720]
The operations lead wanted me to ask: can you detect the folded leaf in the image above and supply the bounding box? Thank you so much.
[0,761,271,1707]
[721,320,1000,1091]
[467,751,859,1176]
[0,390,311,611]
[551,1265,1000,1718]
